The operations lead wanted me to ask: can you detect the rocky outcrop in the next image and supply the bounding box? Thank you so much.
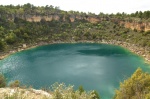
[4,13,102,23]
[120,20,150,31]
[0,87,52,99]
[86,16,101,23]
[1,12,150,31]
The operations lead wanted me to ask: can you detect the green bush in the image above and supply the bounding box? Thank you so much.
[5,32,17,44]
[78,85,84,95]
[0,74,6,88]
[0,41,7,51]
[91,90,100,99]
[114,68,150,99]
[9,80,20,88]
[51,82,100,99]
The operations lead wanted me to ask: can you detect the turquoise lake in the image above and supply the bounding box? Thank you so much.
[0,43,150,99]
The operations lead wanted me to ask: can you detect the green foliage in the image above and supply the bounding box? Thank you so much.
[91,90,100,99]
[51,82,100,99]
[5,32,17,44]
[143,30,150,36]
[114,68,150,99]
[131,11,150,19]
[78,85,84,95]
[0,74,6,88]
[9,80,20,88]
[0,41,7,51]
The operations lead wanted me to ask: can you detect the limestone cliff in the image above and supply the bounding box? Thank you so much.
[2,13,150,32]
[5,13,102,23]
[119,20,150,31]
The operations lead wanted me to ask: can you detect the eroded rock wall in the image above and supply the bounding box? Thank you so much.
[120,21,150,31]
[2,13,150,31]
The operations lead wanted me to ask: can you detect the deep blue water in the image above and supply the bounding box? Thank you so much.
[0,43,150,99]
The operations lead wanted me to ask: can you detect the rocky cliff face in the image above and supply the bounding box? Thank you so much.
[120,20,150,31]
[24,15,150,32]
[3,13,150,32]
[5,13,102,23]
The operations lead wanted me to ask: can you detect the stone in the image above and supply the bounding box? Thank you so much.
[23,44,27,49]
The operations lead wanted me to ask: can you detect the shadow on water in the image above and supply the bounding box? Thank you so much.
[77,47,131,57]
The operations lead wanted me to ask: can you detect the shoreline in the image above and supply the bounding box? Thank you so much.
[0,40,150,64]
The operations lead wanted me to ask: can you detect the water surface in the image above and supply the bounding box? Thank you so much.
[0,43,150,99]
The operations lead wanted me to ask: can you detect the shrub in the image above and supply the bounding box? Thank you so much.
[51,82,100,99]
[133,28,137,32]
[114,68,150,99]
[91,90,100,99]
[0,74,6,88]
[9,80,20,88]
[78,85,84,95]
[5,32,17,44]
[0,41,7,51]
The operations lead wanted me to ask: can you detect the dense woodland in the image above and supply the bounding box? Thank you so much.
[0,3,150,99]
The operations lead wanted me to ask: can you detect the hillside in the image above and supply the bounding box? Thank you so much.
[0,4,150,62]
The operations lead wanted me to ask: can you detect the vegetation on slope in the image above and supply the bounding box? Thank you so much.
[0,3,150,54]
